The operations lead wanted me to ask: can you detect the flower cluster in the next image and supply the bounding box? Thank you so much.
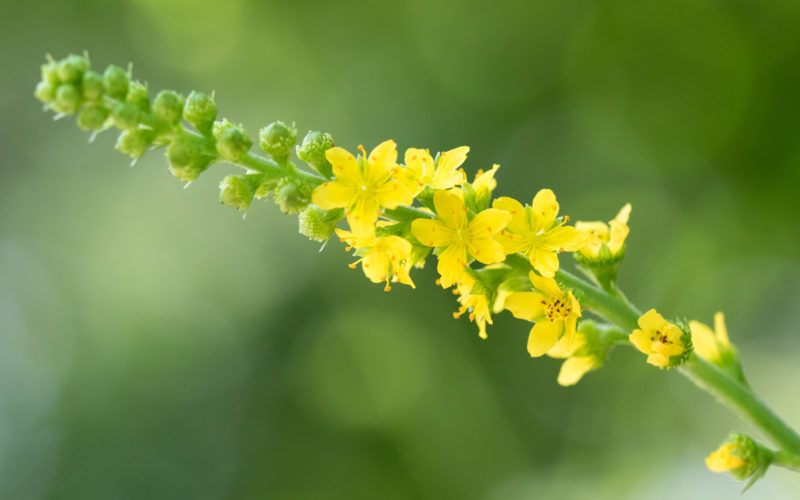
[34,54,729,384]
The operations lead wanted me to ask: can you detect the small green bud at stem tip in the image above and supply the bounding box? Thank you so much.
[57,54,89,84]
[53,84,82,114]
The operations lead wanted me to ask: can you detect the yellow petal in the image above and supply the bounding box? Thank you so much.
[469,237,507,264]
[346,197,379,237]
[367,140,398,172]
[325,147,362,185]
[543,226,585,252]
[530,247,560,278]
[503,292,547,321]
[469,208,511,238]
[557,356,598,386]
[527,271,562,298]
[430,167,466,190]
[629,329,654,355]
[312,181,357,210]
[690,320,719,362]
[472,164,499,194]
[436,244,468,288]
[361,251,389,283]
[374,178,416,208]
[437,146,469,173]
[433,189,467,229]
[706,444,746,473]
[638,309,668,332]
[607,219,629,254]
[404,147,434,182]
[714,312,730,346]
[530,188,559,230]
[528,320,563,357]
[646,353,670,367]
[411,218,454,247]
[613,203,632,225]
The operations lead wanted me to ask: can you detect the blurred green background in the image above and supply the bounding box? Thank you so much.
[2,0,800,498]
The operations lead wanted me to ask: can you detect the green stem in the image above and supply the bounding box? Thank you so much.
[561,268,800,465]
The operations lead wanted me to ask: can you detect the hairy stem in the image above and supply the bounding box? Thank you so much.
[562,268,800,466]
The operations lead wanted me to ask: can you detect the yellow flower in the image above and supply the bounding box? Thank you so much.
[492,189,584,278]
[403,146,468,191]
[575,203,632,259]
[504,271,582,357]
[336,228,415,291]
[452,273,493,339]
[629,309,686,367]
[546,332,602,386]
[706,443,746,473]
[471,163,500,198]
[411,189,511,288]
[312,140,415,237]
[689,312,732,364]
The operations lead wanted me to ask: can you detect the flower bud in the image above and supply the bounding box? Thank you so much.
[52,84,82,114]
[219,173,264,211]
[274,178,311,214]
[111,101,141,130]
[259,121,297,162]
[34,81,57,104]
[41,60,60,85]
[166,134,215,181]
[213,119,252,162]
[183,91,216,135]
[115,128,155,159]
[57,54,89,84]
[126,81,150,112]
[77,105,110,131]
[298,206,344,242]
[152,90,184,126]
[706,434,772,485]
[81,70,105,101]
[296,130,334,178]
[103,65,129,100]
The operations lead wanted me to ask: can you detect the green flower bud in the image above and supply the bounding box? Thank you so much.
[76,105,110,131]
[183,91,216,135]
[298,206,344,242]
[81,70,105,101]
[57,54,89,84]
[219,173,264,211]
[41,60,60,85]
[296,130,335,178]
[152,90,184,126]
[103,65,129,100]
[166,134,215,181]
[127,81,150,112]
[111,101,141,130]
[213,119,252,162]
[706,433,773,488]
[34,81,57,104]
[259,121,297,162]
[52,84,82,114]
[274,178,311,214]
[115,128,155,159]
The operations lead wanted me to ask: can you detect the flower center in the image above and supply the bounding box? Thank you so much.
[543,296,571,322]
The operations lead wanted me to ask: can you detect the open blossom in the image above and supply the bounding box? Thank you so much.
[575,203,632,260]
[504,271,582,357]
[452,273,493,339]
[411,189,510,288]
[336,228,415,291]
[403,146,468,191]
[492,189,584,278]
[312,140,415,237]
[630,309,686,367]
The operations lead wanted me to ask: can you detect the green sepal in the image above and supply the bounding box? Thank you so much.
[126,81,150,113]
[574,242,627,293]
[298,206,344,242]
[296,130,334,178]
[152,90,184,126]
[666,319,694,369]
[166,134,216,181]
[183,91,217,135]
[274,178,312,214]
[34,81,57,104]
[57,54,89,84]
